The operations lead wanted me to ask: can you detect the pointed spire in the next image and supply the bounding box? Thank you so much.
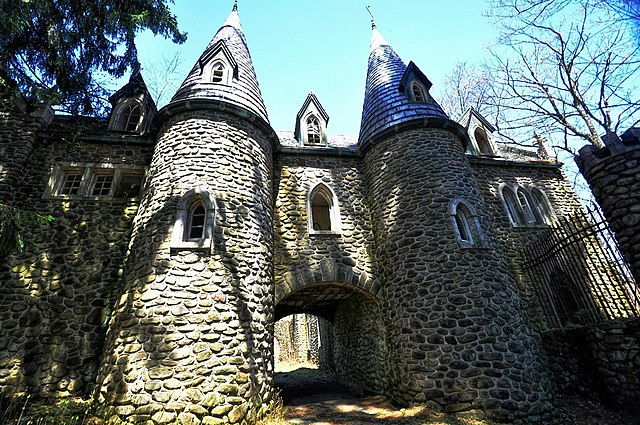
[224,1,242,30]
[170,5,268,123]
[358,24,447,147]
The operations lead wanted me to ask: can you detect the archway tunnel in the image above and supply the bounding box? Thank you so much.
[273,282,386,404]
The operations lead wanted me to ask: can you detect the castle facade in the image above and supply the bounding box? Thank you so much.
[2,5,635,424]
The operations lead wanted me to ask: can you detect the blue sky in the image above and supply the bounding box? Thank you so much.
[134,0,498,135]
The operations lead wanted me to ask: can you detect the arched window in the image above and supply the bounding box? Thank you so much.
[306,115,322,145]
[500,185,524,226]
[411,82,427,103]
[171,188,215,250]
[308,184,339,233]
[111,100,143,133]
[474,127,493,155]
[211,62,226,83]
[530,187,555,225]
[187,200,207,240]
[516,187,537,225]
[449,199,483,247]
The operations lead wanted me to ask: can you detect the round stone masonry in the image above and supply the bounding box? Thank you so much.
[94,108,276,424]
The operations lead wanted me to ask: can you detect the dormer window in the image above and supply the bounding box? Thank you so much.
[474,127,493,155]
[411,82,427,103]
[306,115,322,145]
[111,100,143,133]
[211,62,226,83]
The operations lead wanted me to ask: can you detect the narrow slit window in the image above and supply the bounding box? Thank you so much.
[455,209,473,243]
[306,116,321,145]
[188,202,207,240]
[211,63,225,83]
[474,128,492,155]
[501,186,524,226]
[412,82,426,102]
[517,188,537,225]
[531,188,554,225]
[311,192,331,231]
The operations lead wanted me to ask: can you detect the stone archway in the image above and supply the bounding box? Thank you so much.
[274,280,386,394]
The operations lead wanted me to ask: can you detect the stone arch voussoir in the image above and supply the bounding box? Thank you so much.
[277,259,376,304]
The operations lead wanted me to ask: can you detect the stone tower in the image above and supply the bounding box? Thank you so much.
[95,5,277,424]
[360,26,555,421]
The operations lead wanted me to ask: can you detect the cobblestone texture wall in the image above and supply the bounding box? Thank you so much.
[542,319,640,417]
[94,110,275,425]
[0,136,151,395]
[274,154,375,302]
[469,160,588,330]
[364,127,555,422]
[577,138,640,283]
[333,295,386,393]
[0,90,52,203]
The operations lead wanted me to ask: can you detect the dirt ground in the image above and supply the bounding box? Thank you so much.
[272,367,640,425]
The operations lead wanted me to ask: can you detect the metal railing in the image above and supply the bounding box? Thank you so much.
[522,204,639,328]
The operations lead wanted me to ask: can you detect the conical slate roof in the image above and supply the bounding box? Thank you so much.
[171,8,269,123]
[359,27,447,146]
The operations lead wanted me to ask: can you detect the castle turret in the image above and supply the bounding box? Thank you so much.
[360,25,555,421]
[95,4,277,424]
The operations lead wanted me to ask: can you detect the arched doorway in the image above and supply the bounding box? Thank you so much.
[273,282,386,402]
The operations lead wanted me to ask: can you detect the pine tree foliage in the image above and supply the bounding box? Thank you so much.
[0,204,53,258]
[0,0,186,116]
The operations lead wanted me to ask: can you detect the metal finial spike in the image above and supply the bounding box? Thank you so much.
[366,5,376,29]
[233,0,238,12]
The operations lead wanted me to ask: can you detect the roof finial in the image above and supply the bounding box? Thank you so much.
[366,5,376,29]
[233,0,238,12]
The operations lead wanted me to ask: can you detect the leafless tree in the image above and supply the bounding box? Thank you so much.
[143,51,185,108]
[487,0,640,154]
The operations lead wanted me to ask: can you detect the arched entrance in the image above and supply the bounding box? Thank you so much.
[273,282,386,400]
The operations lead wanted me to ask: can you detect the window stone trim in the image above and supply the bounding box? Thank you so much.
[449,198,485,248]
[307,183,341,236]
[44,163,146,200]
[499,183,555,228]
[170,187,216,251]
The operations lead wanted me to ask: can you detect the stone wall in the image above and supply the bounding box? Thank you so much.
[577,134,640,283]
[363,127,555,422]
[273,153,375,302]
[0,136,152,395]
[94,109,275,425]
[470,159,590,330]
[542,318,640,417]
[333,295,386,393]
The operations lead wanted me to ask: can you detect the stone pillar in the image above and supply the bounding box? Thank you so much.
[363,124,555,422]
[95,107,275,424]
[576,129,640,283]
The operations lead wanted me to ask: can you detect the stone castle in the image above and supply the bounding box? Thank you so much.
[2,4,640,424]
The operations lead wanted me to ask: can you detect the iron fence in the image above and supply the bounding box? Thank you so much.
[522,204,640,328]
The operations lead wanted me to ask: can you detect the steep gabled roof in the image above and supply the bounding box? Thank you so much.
[358,27,447,147]
[170,7,268,123]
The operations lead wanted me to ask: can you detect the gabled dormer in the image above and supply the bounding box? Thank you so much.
[198,39,239,85]
[108,72,156,135]
[459,107,499,156]
[398,61,435,105]
[295,93,329,146]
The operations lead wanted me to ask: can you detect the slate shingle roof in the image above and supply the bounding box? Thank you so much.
[359,29,447,146]
[170,10,269,123]
[277,130,358,151]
